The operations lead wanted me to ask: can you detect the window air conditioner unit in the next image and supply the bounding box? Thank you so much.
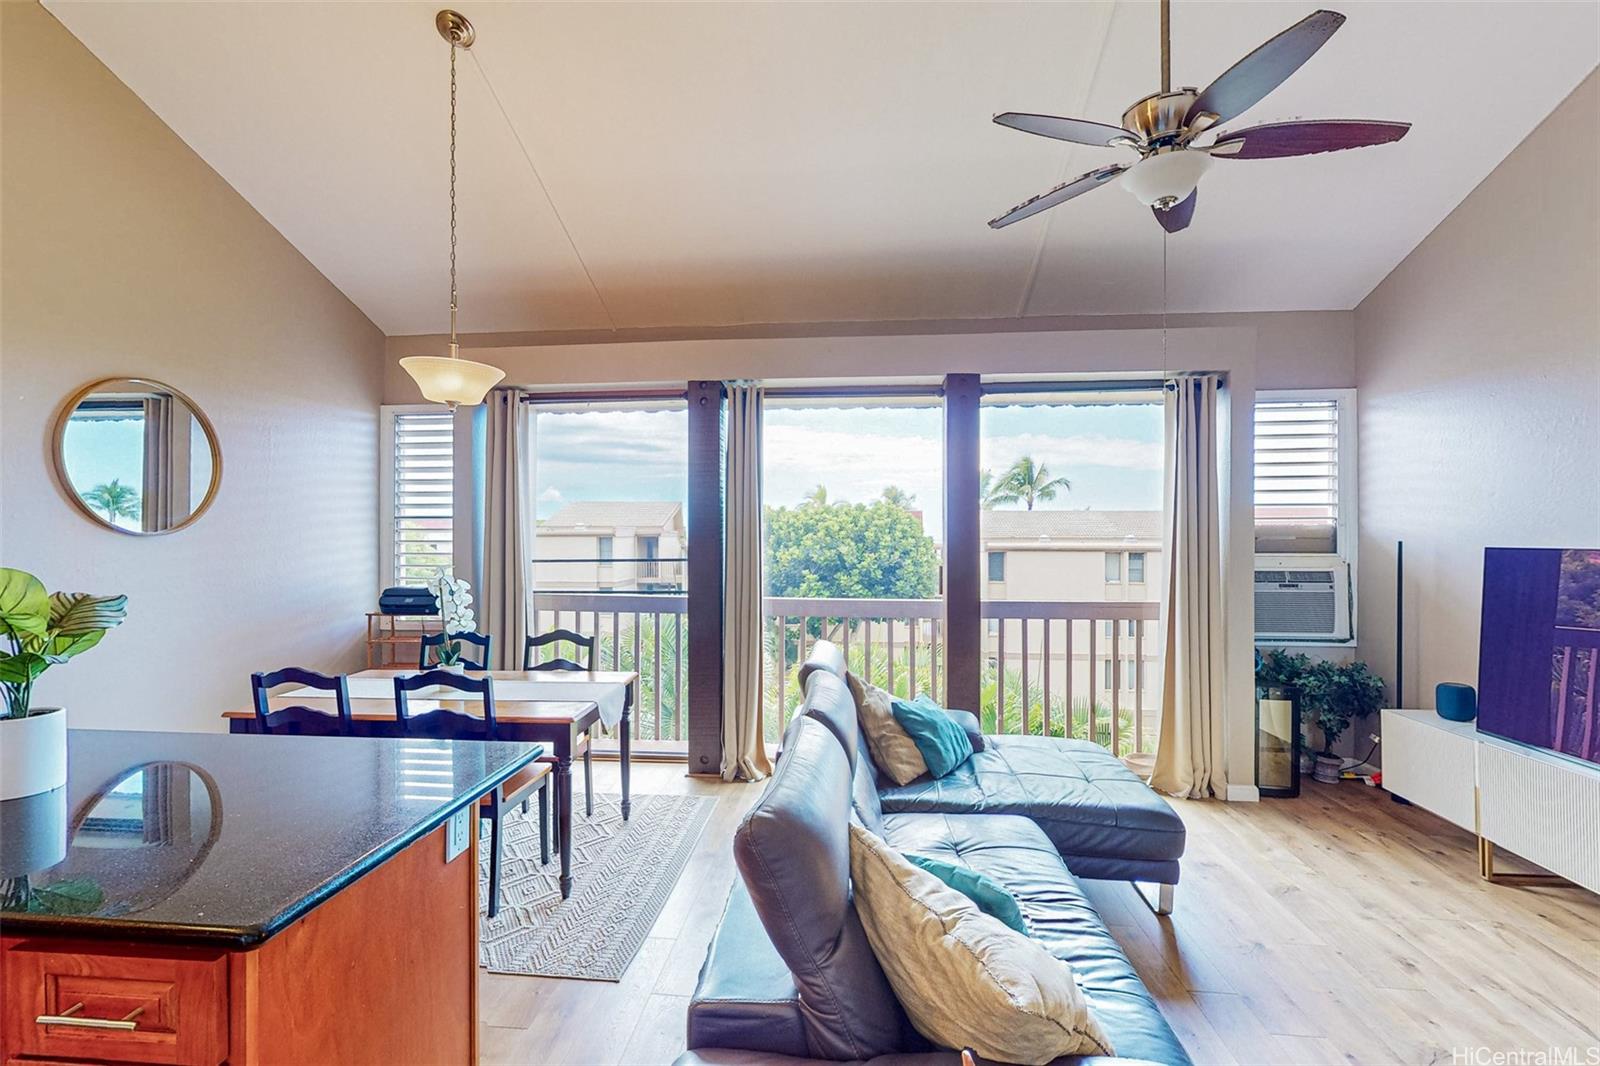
[1254,554,1351,642]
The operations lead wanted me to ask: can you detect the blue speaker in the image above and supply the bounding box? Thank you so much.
[1436,682,1477,722]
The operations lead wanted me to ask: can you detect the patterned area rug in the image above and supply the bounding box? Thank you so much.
[478,791,714,981]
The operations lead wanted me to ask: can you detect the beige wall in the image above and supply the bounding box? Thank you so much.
[1,3,386,732]
[1356,71,1600,711]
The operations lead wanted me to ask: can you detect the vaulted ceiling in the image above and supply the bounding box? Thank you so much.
[45,1,1599,335]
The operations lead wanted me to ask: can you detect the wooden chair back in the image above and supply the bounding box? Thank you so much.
[394,669,498,739]
[251,667,353,736]
[418,630,493,671]
[524,628,595,671]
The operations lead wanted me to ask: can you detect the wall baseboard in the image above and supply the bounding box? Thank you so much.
[1226,784,1261,803]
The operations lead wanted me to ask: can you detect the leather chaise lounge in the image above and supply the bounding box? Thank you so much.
[676,644,1192,1066]
[796,641,1185,910]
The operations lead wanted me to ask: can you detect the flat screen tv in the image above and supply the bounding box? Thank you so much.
[1478,547,1600,766]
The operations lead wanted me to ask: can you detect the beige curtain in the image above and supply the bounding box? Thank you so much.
[1150,374,1227,799]
[721,383,772,782]
[141,393,177,532]
[482,387,532,671]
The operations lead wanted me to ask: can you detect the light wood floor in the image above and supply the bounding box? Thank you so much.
[480,764,1600,1066]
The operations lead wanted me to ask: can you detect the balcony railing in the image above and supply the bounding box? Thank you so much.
[530,592,1161,758]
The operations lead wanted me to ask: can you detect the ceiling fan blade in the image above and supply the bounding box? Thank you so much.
[1185,10,1346,130]
[988,164,1128,229]
[1153,189,1197,233]
[994,112,1140,147]
[1209,119,1411,159]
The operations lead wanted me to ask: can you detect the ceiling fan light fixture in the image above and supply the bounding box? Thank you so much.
[1121,149,1212,209]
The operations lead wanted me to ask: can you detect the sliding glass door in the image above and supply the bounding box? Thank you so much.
[528,398,689,755]
[976,389,1166,756]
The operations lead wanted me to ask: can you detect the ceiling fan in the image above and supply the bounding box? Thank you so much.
[988,1,1411,233]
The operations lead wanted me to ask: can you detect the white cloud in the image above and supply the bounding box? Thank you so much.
[539,486,564,502]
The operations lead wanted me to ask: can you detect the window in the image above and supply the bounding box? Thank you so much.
[1255,391,1354,557]
[1104,552,1122,583]
[1128,552,1146,583]
[987,551,1006,582]
[381,407,454,585]
[1102,658,1115,689]
[597,536,614,562]
[640,535,660,579]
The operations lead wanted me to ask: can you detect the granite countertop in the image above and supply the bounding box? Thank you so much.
[0,728,541,948]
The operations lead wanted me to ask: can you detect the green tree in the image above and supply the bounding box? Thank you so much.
[979,468,1011,510]
[801,484,829,508]
[992,456,1071,510]
[765,499,939,600]
[80,480,141,523]
[880,485,916,510]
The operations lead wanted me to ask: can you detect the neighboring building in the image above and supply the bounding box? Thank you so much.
[980,509,1163,713]
[534,501,686,592]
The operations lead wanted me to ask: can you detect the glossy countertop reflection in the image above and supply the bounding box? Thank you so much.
[0,729,541,947]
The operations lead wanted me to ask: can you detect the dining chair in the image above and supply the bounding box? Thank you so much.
[251,667,353,736]
[523,628,595,671]
[393,669,550,917]
[524,629,597,820]
[418,630,493,671]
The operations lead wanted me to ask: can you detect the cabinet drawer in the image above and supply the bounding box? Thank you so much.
[1,941,227,1066]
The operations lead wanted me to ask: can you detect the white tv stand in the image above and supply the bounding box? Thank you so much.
[1381,709,1599,893]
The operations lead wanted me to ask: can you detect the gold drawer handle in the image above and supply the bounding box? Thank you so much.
[37,1002,145,1031]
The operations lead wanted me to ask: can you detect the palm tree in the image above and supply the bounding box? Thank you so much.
[880,485,915,510]
[801,484,829,507]
[1000,456,1070,510]
[979,468,1011,510]
[81,480,141,523]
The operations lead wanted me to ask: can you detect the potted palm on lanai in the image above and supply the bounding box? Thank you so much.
[0,569,127,799]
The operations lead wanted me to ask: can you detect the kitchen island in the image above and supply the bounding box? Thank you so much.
[0,728,542,1065]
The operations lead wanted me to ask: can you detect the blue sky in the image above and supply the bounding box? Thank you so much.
[533,401,1162,537]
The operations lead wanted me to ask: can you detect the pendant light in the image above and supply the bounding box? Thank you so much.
[400,10,505,409]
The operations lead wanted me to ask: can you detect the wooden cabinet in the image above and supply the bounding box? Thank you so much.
[2,943,228,1065]
[1,823,477,1065]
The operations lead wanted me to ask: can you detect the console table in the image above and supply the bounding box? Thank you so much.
[1381,709,1599,893]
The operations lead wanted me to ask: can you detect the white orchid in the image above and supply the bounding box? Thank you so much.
[426,571,477,666]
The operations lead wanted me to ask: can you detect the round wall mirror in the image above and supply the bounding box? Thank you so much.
[53,378,222,535]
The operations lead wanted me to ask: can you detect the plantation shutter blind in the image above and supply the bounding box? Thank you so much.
[392,411,455,583]
[1254,399,1339,554]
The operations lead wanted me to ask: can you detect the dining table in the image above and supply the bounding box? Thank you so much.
[223,668,638,900]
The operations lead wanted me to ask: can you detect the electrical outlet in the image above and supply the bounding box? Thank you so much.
[444,806,471,862]
[1369,733,1382,744]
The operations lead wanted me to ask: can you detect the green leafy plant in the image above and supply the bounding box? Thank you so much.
[0,875,104,915]
[0,569,128,719]
[1256,650,1386,757]
[80,479,142,524]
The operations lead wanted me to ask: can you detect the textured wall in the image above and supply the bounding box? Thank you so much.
[1,3,386,732]
[1355,71,1600,710]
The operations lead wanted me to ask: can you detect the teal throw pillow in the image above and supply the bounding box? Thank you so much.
[906,853,1028,933]
[891,695,974,778]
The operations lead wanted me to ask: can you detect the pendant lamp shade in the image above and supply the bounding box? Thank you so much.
[401,348,505,408]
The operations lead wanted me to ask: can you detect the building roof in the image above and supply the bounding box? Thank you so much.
[981,509,1160,545]
[542,501,683,531]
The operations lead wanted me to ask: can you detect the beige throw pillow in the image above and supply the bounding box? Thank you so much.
[847,823,1114,1065]
[846,671,927,786]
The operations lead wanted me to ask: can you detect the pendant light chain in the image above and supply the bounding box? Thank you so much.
[448,39,459,350]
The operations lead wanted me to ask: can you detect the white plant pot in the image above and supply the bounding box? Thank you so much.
[0,707,68,801]
[439,663,466,676]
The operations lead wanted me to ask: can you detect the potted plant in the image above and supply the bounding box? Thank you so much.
[1298,659,1386,784]
[425,571,475,673]
[0,569,127,800]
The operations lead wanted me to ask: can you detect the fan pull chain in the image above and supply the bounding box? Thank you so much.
[448,40,458,347]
